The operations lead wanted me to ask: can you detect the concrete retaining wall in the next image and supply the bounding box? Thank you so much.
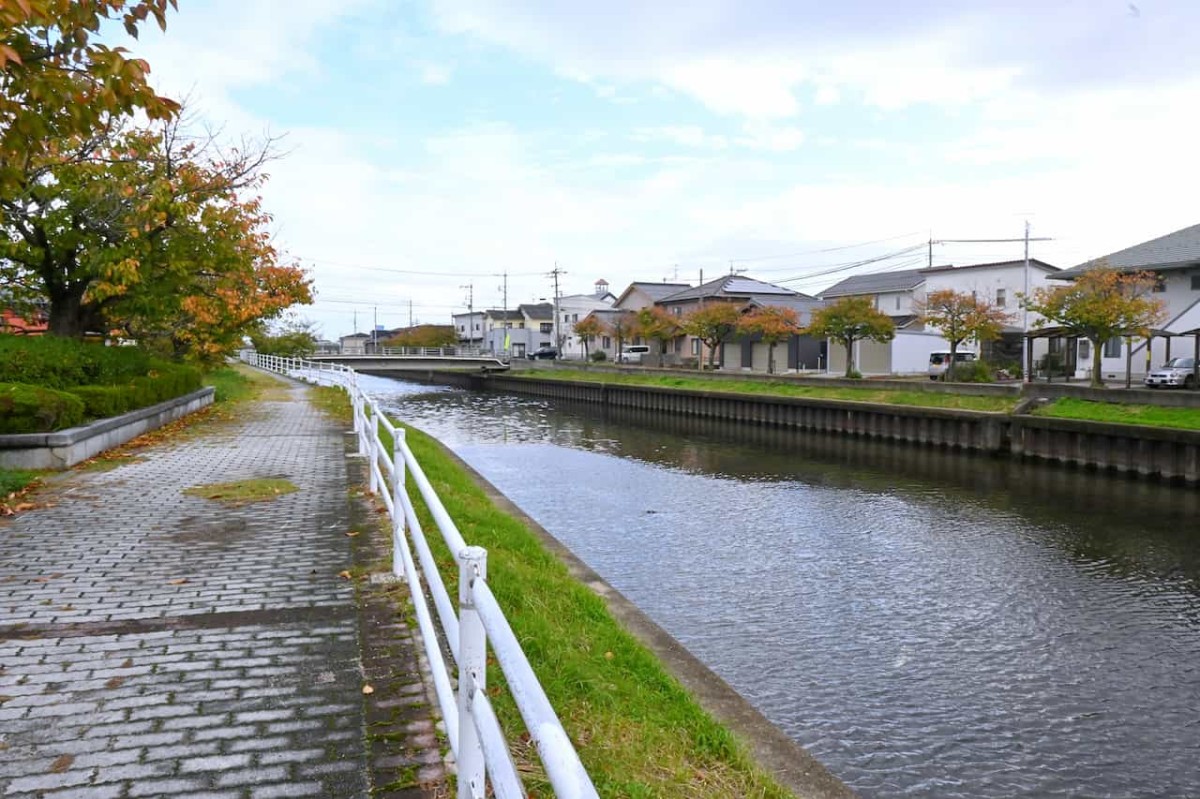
[424,371,1200,485]
[0,386,215,470]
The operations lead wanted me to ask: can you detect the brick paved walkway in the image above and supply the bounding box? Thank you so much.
[0,375,445,798]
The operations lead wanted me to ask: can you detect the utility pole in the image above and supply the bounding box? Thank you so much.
[408,300,413,329]
[548,263,565,352]
[372,305,378,353]
[1024,220,1031,382]
[928,233,933,269]
[460,283,474,346]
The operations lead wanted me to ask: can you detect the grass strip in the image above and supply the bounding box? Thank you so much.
[0,467,39,497]
[1033,398,1200,430]
[387,418,795,798]
[516,368,1017,413]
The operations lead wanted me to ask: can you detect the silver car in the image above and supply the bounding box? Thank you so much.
[1144,356,1198,389]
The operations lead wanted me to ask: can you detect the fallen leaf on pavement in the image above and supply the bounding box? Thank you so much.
[362,685,374,695]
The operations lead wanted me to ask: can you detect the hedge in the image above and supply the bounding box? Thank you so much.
[0,383,86,434]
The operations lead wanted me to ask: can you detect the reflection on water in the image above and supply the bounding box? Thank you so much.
[362,375,1200,799]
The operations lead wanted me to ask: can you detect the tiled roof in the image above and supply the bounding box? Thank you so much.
[920,259,1059,275]
[820,268,927,298]
[1056,222,1200,278]
[518,302,554,318]
[657,274,806,303]
[743,295,825,324]
[617,282,693,303]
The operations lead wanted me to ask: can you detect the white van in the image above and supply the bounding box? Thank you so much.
[928,350,976,380]
[618,345,651,364]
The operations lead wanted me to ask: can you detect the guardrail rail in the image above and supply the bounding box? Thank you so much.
[244,352,599,799]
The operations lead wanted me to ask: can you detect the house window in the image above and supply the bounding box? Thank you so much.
[1191,274,1200,290]
[539,322,552,333]
[692,339,701,355]
[602,336,611,348]
[894,295,901,310]
[1078,340,1090,361]
[572,313,578,322]
[672,306,682,316]
[1103,338,1121,358]
[996,288,1006,306]
[563,313,569,322]
[1153,274,1167,293]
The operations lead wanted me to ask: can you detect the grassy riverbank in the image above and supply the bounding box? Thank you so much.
[1031,398,1200,430]
[388,419,799,798]
[517,367,1017,412]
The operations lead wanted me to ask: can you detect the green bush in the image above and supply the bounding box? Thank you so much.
[0,383,85,434]
[948,359,995,383]
[589,350,608,362]
[0,336,153,388]
[71,385,133,418]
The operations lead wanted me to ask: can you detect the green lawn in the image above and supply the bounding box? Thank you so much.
[385,418,798,798]
[518,367,1017,413]
[1033,398,1200,430]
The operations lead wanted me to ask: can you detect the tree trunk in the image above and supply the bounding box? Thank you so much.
[1092,337,1104,388]
[767,341,775,374]
[46,288,90,338]
[706,340,718,370]
[844,336,855,377]
[948,341,959,382]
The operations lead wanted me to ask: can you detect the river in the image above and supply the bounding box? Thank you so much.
[363,374,1200,799]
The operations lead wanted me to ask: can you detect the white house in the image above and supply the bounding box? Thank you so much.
[1051,222,1200,381]
[819,260,1060,376]
[451,311,486,347]
[555,282,616,359]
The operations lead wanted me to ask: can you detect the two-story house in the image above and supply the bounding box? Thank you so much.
[1051,222,1200,381]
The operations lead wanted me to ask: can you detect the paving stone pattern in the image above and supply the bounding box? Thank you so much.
[0,377,443,798]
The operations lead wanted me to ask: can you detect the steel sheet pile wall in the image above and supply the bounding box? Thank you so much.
[419,371,1200,484]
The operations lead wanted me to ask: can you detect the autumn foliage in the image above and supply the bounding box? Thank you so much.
[0,1,180,197]
[918,289,1011,380]
[572,314,606,358]
[1022,265,1167,386]
[682,303,740,369]
[738,305,801,374]
[805,296,895,377]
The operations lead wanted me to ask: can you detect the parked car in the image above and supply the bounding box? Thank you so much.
[928,350,977,380]
[528,346,559,360]
[1144,357,1197,389]
[618,345,651,364]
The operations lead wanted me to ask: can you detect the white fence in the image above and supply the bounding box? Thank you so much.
[245,352,598,799]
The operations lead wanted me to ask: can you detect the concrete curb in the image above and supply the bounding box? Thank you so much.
[0,386,215,470]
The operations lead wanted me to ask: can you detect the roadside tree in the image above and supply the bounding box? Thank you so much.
[1022,266,1166,387]
[572,314,605,360]
[738,305,801,374]
[385,325,457,348]
[918,289,1012,380]
[0,0,180,198]
[635,306,681,367]
[250,316,318,358]
[0,118,311,360]
[805,296,895,377]
[608,311,637,360]
[681,303,740,370]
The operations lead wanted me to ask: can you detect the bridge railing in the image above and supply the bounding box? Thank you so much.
[243,352,598,799]
[377,345,489,357]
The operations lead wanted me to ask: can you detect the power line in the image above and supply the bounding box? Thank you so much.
[729,230,927,270]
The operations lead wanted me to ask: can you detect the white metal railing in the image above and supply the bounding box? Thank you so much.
[242,351,598,799]
[376,345,489,357]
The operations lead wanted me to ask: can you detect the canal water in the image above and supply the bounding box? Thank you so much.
[364,375,1200,799]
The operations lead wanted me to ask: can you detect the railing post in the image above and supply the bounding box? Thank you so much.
[367,403,379,495]
[392,428,407,579]
[458,546,488,799]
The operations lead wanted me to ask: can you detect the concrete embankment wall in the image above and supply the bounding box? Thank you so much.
[419,371,1200,485]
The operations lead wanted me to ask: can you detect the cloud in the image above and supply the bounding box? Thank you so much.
[429,0,1200,117]
[416,61,454,85]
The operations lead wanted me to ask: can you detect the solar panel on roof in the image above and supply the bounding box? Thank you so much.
[725,278,793,294]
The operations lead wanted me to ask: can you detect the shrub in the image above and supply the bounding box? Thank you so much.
[948,359,995,383]
[0,336,151,388]
[847,369,863,379]
[71,385,134,418]
[0,383,85,433]
[589,350,608,362]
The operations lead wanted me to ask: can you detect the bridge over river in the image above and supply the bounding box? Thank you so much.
[365,371,1200,799]
[311,348,509,373]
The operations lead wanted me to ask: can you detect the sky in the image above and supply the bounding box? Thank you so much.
[118,0,1200,339]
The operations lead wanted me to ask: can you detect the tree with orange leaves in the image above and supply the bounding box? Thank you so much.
[918,289,1011,380]
[0,115,311,361]
[1,1,180,199]
[572,314,605,359]
[1022,265,1166,387]
[635,306,680,367]
[738,305,801,374]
